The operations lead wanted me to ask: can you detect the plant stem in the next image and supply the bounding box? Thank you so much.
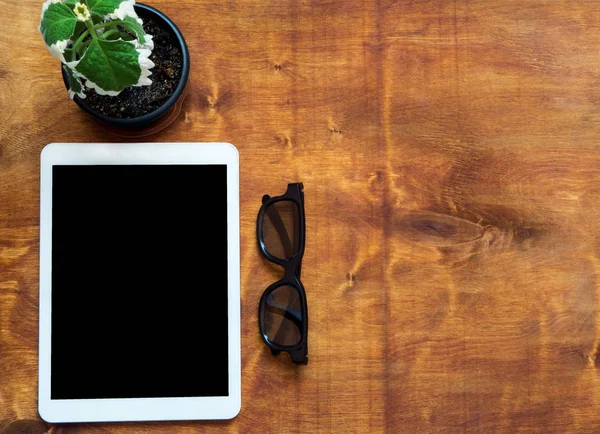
[99,29,121,40]
[85,19,98,40]
[78,39,93,52]
[71,29,90,60]
[92,20,124,32]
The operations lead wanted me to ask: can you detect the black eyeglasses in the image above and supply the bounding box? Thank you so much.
[257,183,308,365]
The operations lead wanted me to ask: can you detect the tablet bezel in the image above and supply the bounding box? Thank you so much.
[39,142,241,423]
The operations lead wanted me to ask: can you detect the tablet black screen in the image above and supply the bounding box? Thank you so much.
[51,165,229,399]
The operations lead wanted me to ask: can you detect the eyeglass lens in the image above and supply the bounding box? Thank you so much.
[261,200,300,260]
[264,285,303,346]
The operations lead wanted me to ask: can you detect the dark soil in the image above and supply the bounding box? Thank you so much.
[83,14,182,118]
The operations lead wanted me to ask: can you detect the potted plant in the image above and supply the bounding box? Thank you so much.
[38,0,190,132]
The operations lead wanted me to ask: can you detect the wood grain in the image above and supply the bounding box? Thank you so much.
[2,0,600,432]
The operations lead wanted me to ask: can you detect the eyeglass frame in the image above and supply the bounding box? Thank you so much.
[256,182,308,365]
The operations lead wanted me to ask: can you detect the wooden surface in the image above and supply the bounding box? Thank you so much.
[2,0,600,432]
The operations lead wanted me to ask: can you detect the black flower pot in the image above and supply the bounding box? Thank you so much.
[61,3,190,131]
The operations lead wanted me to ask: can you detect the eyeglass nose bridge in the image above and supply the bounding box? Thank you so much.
[282,259,302,281]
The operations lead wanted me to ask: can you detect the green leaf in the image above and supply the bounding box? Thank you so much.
[75,38,141,93]
[63,64,85,98]
[119,16,146,44]
[86,0,127,17]
[39,2,77,46]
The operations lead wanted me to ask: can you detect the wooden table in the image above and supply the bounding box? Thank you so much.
[2,0,600,432]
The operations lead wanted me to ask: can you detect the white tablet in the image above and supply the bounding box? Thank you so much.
[39,143,240,423]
